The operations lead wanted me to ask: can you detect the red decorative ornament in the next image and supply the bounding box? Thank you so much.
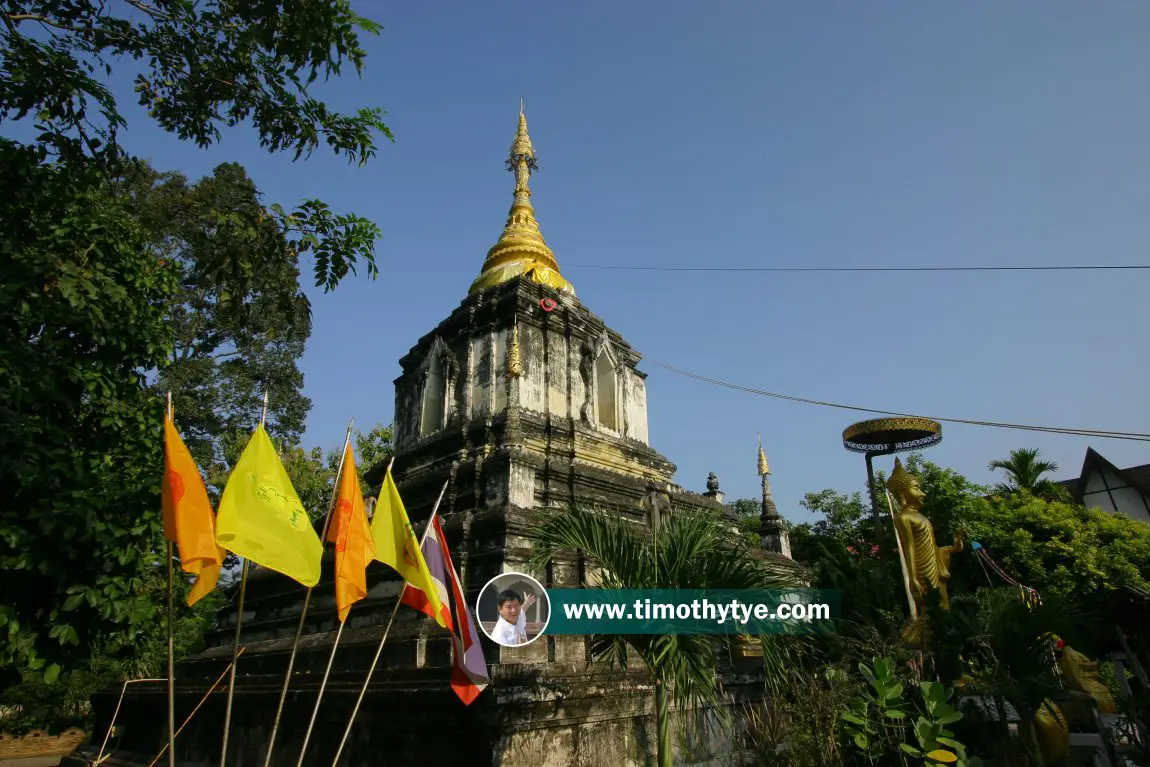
[540,297,557,312]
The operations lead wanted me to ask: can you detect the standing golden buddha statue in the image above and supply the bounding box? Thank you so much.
[886,458,964,615]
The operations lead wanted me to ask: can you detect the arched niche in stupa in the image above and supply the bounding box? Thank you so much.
[418,337,458,438]
[594,346,620,433]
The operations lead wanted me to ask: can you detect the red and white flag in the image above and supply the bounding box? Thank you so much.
[400,517,490,704]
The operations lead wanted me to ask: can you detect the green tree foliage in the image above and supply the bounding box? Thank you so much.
[786,489,908,628]
[2,0,385,291]
[118,161,310,467]
[802,489,870,539]
[962,491,1150,599]
[0,571,218,735]
[1,1,393,685]
[0,142,178,685]
[726,498,761,546]
[789,490,870,559]
[900,454,985,542]
[728,498,759,518]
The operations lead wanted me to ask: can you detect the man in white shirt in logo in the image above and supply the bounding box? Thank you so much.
[491,588,537,646]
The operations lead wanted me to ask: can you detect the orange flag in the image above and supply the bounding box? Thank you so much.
[162,413,225,606]
[328,442,375,622]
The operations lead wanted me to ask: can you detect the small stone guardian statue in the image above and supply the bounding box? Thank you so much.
[641,484,672,535]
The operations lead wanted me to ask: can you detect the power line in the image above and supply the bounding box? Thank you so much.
[648,360,1150,443]
[566,263,1150,273]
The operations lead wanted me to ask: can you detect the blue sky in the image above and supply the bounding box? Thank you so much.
[16,2,1150,522]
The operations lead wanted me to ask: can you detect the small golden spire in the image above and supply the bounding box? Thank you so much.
[469,106,575,297]
[507,322,523,377]
[757,436,770,476]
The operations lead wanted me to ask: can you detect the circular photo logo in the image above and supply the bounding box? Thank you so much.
[476,572,551,647]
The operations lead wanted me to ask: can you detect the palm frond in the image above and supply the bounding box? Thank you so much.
[988,448,1059,493]
[993,481,1017,496]
[653,633,732,729]
[759,632,822,696]
[987,458,1014,473]
[527,503,807,743]
[528,504,653,586]
[974,587,1076,712]
[589,633,631,670]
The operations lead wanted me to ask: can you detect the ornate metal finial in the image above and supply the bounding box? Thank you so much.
[507,106,537,176]
[757,436,770,476]
[507,322,523,377]
[469,106,575,297]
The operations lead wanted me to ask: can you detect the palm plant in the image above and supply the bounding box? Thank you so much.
[527,505,800,767]
[987,448,1064,499]
[964,588,1089,764]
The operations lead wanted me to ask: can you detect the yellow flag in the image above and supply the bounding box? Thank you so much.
[371,470,448,629]
[214,425,323,587]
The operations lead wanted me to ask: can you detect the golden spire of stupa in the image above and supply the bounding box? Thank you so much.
[468,104,575,296]
[757,436,770,476]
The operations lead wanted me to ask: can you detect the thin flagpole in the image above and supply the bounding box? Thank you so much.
[297,455,394,766]
[295,621,344,767]
[166,544,176,767]
[218,560,249,767]
[885,489,918,621]
[148,648,248,767]
[329,478,450,767]
[219,394,269,767]
[165,392,176,767]
[261,420,355,767]
[95,678,167,765]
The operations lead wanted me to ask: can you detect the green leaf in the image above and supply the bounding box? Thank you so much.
[43,663,61,684]
[883,709,906,719]
[852,732,868,751]
[899,743,923,756]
